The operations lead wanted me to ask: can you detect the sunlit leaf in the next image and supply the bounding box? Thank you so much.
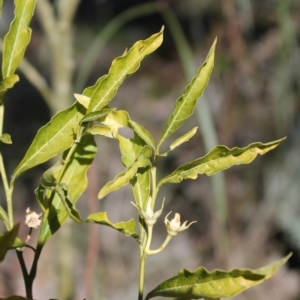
[87,28,163,113]
[129,120,155,150]
[80,107,116,124]
[74,93,91,109]
[100,110,130,135]
[38,135,97,244]
[170,127,198,151]
[158,138,285,188]
[157,39,216,151]
[0,75,19,98]
[98,147,151,199]
[0,0,2,18]
[85,125,114,138]
[0,133,12,144]
[146,253,292,300]
[0,224,19,262]
[2,0,36,78]
[87,212,139,240]
[12,102,86,180]
[117,134,151,209]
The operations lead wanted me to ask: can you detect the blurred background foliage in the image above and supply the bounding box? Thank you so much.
[0,0,300,299]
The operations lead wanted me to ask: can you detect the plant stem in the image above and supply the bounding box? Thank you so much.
[16,250,33,299]
[0,103,14,229]
[138,252,146,300]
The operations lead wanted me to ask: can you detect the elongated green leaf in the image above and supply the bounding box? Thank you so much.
[0,133,12,144]
[157,39,216,151]
[0,75,19,98]
[2,0,36,78]
[170,127,198,150]
[80,107,116,124]
[146,253,292,300]
[0,0,3,18]
[12,102,86,180]
[74,93,91,109]
[87,28,163,113]
[0,224,19,261]
[158,138,285,188]
[98,148,151,199]
[0,206,9,228]
[0,233,35,252]
[85,125,114,138]
[100,110,151,208]
[87,212,138,240]
[38,135,97,244]
[117,134,151,209]
[101,110,130,136]
[82,75,106,98]
[129,120,155,150]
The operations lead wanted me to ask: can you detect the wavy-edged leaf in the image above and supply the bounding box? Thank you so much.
[38,135,97,244]
[80,107,116,124]
[2,0,36,78]
[101,110,130,136]
[170,127,198,150]
[158,138,285,188]
[0,224,19,261]
[12,102,86,180]
[0,75,19,98]
[87,28,164,113]
[146,253,292,300]
[129,120,155,150]
[117,134,151,209]
[98,148,151,199]
[157,39,216,151]
[74,93,91,109]
[86,212,138,240]
[85,125,114,138]
[0,206,9,228]
[0,133,12,144]
[100,110,151,208]
[82,75,106,98]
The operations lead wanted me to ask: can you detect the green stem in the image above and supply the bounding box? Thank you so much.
[150,167,158,209]
[0,104,14,229]
[16,250,33,299]
[145,235,172,255]
[138,252,146,300]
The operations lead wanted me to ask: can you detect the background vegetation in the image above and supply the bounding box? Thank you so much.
[0,0,299,299]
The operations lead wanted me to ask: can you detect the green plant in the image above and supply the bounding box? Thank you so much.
[0,1,291,300]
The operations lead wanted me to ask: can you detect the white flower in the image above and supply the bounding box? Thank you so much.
[164,212,196,237]
[132,197,165,226]
[25,207,42,229]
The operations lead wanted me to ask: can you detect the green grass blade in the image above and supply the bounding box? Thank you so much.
[87,212,139,241]
[158,138,285,188]
[12,102,86,180]
[146,253,291,299]
[157,39,216,151]
[87,28,163,113]
[2,0,36,78]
